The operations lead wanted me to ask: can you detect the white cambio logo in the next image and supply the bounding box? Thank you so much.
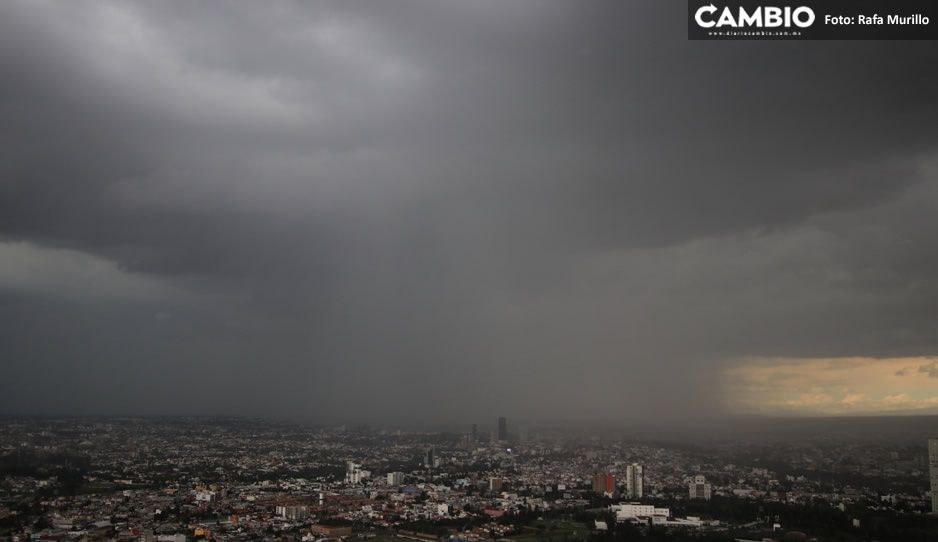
[695,4,816,28]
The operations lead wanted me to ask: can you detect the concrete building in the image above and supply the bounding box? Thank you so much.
[626,464,643,500]
[387,471,405,486]
[929,438,938,514]
[276,505,309,520]
[610,503,669,522]
[309,525,353,537]
[194,490,217,502]
[423,446,440,469]
[689,474,712,501]
[592,472,615,494]
[346,461,370,484]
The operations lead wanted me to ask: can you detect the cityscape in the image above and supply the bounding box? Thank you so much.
[2,416,938,541]
[3,1,938,542]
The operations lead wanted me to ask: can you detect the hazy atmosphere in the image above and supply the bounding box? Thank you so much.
[3,0,938,422]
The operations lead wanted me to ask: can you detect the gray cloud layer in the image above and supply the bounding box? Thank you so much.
[2,0,938,422]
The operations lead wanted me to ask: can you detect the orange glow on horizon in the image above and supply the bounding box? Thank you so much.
[723,356,938,415]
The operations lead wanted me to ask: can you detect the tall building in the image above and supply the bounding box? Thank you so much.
[276,505,309,520]
[345,461,369,484]
[489,477,503,492]
[423,446,440,468]
[689,474,711,501]
[346,461,359,484]
[387,471,405,486]
[626,463,643,499]
[592,472,615,494]
[498,417,507,441]
[466,423,479,449]
[929,438,938,514]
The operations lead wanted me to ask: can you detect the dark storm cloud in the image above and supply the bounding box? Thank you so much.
[2,0,938,420]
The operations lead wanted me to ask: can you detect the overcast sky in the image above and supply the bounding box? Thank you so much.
[2,1,938,423]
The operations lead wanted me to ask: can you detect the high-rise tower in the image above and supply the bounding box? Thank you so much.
[626,463,643,500]
[929,438,938,514]
[592,472,615,494]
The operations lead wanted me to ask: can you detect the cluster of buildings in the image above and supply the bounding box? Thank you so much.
[608,503,713,528]
[589,464,643,499]
[1,418,936,541]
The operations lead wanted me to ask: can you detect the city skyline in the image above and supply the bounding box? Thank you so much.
[1,414,938,540]
[4,1,938,539]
